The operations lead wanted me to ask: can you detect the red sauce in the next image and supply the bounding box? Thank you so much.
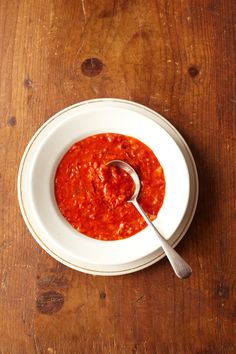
[54,133,165,240]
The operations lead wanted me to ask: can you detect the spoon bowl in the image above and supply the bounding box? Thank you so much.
[106,160,140,201]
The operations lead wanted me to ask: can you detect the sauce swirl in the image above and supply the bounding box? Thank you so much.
[54,133,165,240]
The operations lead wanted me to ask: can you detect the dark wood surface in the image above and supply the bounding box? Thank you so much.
[0,1,235,353]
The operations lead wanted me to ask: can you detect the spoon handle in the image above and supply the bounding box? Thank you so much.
[132,200,192,279]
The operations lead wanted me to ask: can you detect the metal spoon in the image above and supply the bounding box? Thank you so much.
[106,160,192,279]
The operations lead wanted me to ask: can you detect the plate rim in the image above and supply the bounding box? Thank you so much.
[18,98,199,275]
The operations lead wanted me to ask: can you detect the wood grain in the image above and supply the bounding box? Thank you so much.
[0,0,235,353]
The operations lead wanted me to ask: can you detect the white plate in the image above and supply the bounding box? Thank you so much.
[18,99,198,275]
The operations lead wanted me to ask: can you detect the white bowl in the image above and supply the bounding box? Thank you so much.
[18,99,198,275]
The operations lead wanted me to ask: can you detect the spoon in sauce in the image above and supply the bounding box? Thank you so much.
[106,160,192,279]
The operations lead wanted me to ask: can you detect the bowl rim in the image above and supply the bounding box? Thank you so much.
[17,98,199,275]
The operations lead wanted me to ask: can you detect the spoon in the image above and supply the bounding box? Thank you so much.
[106,160,192,279]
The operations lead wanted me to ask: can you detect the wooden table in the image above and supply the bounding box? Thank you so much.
[0,1,235,353]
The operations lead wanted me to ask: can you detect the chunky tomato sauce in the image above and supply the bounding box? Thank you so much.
[54,133,165,240]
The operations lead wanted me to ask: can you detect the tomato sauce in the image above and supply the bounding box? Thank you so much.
[54,133,165,240]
